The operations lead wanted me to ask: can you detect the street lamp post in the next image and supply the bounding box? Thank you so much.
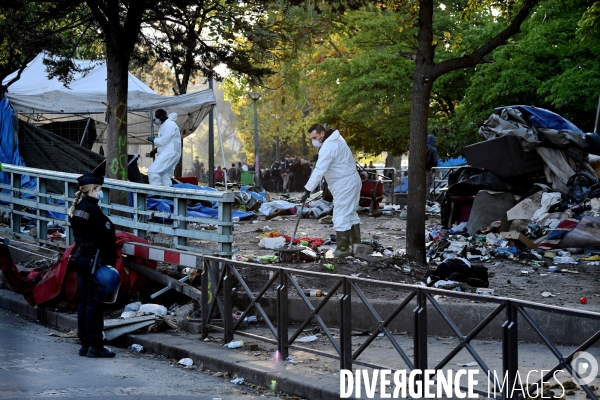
[248,92,262,188]
[208,79,215,188]
[272,113,280,162]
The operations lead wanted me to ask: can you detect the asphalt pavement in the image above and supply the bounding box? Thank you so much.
[0,307,277,400]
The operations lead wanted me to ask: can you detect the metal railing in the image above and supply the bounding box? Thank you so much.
[431,166,462,202]
[0,164,235,256]
[202,256,600,400]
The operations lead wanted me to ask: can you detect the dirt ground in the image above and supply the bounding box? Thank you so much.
[206,191,600,312]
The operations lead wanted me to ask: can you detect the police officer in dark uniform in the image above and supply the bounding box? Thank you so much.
[68,173,118,358]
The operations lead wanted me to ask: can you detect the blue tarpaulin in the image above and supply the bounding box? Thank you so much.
[146,185,257,222]
[0,97,36,193]
[438,156,467,167]
[495,105,585,138]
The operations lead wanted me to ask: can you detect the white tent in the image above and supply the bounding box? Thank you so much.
[2,54,216,145]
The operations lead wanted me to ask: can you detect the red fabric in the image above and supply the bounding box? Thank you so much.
[0,244,46,304]
[26,232,157,306]
[283,235,325,247]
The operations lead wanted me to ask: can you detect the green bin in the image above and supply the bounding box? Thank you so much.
[240,171,255,185]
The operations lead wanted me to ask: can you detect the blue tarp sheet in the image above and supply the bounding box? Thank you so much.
[495,105,585,137]
[239,185,267,203]
[438,156,467,167]
[147,185,257,221]
[0,97,36,194]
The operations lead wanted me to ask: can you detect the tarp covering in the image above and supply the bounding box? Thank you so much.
[0,97,36,191]
[3,53,216,143]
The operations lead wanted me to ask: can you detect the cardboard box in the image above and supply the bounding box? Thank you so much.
[500,231,537,249]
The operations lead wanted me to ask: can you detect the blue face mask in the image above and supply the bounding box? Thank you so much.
[154,118,163,125]
[95,189,104,201]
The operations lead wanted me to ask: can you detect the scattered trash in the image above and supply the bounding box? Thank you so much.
[243,316,258,324]
[323,263,334,271]
[124,302,141,313]
[296,335,318,343]
[120,311,137,318]
[263,225,272,232]
[542,291,555,297]
[580,297,588,304]
[457,362,478,367]
[137,304,168,316]
[259,236,286,249]
[302,289,323,297]
[285,356,299,365]
[325,250,334,259]
[553,256,577,264]
[476,288,495,296]
[130,344,144,353]
[224,340,244,349]
[178,358,194,368]
[231,377,245,385]
[548,266,558,272]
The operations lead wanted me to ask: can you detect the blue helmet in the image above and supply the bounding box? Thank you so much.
[94,265,120,304]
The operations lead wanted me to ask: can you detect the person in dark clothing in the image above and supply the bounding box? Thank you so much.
[426,134,439,201]
[291,157,303,192]
[263,168,272,191]
[193,157,201,181]
[302,160,312,187]
[271,159,283,192]
[214,165,224,183]
[68,173,118,358]
[227,163,237,184]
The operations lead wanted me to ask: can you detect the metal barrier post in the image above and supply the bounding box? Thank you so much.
[223,263,234,343]
[66,181,77,246]
[11,171,21,236]
[37,178,48,240]
[277,269,289,359]
[134,191,147,239]
[219,200,233,256]
[414,288,428,371]
[502,301,518,400]
[174,197,187,248]
[340,277,352,370]
[201,258,210,339]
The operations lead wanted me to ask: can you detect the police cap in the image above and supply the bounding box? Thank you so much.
[77,173,104,186]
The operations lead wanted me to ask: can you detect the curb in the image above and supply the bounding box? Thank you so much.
[0,288,341,400]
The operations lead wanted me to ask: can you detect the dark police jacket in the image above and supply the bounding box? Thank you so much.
[69,196,117,267]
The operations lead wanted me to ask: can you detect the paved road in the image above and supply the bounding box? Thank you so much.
[0,309,271,400]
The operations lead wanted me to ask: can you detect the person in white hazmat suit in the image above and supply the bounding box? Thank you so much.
[302,123,362,257]
[146,109,182,186]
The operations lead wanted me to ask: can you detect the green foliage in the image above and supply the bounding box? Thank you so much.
[0,1,101,90]
[449,0,600,155]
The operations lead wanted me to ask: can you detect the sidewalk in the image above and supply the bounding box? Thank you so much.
[2,287,600,399]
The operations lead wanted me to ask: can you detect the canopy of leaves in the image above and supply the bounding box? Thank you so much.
[449,0,600,155]
[0,1,100,91]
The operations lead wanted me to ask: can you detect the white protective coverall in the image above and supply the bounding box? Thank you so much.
[148,113,182,186]
[304,130,361,231]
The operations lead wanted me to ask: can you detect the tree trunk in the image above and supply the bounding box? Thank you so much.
[406,0,435,264]
[105,46,129,204]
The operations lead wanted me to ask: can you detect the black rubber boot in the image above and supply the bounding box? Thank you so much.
[87,346,116,358]
[350,224,361,246]
[79,346,89,356]
[333,230,352,258]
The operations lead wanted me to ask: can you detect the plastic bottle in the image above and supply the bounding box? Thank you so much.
[553,256,577,264]
[243,316,257,323]
[557,251,571,257]
[323,263,335,271]
[303,289,323,297]
[383,249,393,257]
[225,340,244,349]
